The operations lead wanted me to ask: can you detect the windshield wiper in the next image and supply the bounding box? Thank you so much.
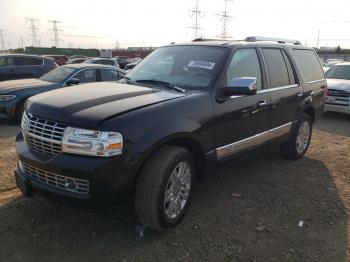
[135,79,186,93]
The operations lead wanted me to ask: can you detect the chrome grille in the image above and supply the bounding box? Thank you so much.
[326,89,350,107]
[19,161,89,195]
[22,113,66,157]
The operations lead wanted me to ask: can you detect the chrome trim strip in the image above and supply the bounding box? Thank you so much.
[307,79,324,84]
[216,122,292,160]
[258,84,299,93]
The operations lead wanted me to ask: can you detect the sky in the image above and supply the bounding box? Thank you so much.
[1,0,350,50]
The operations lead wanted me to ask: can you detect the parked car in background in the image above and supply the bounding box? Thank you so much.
[113,56,130,69]
[125,58,142,70]
[43,55,69,66]
[83,58,119,68]
[69,55,88,59]
[324,62,350,114]
[67,57,89,64]
[15,37,325,232]
[0,64,125,120]
[323,59,344,72]
[0,54,58,82]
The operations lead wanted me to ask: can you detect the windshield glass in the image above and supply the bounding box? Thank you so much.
[126,45,226,89]
[40,66,76,83]
[325,65,350,80]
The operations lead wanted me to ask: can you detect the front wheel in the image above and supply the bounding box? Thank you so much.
[134,145,194,232]
[280,113,312,160]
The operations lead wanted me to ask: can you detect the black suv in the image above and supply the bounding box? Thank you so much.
[0,54,58,81]
[15,37,326,232]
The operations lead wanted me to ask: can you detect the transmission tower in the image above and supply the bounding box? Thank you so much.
[48,20,63,47]
[0,30,5,50]
[218,0,234,39]
[188,0,203,39]
[25,17,40,46]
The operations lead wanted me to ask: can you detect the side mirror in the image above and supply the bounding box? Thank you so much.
[66,78,80,86]
[223,77,257,96]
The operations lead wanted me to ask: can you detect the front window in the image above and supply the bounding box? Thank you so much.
[326,65,350,80]
[40,66,75,83]
[126,45,227,89]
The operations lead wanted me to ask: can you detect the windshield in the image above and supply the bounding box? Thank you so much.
[325,65,350,80]
[40,66,76,83]
[126,45,226,89]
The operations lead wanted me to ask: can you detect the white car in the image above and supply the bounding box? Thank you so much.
[324,62,350,114]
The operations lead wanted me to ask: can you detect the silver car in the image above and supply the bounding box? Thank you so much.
[324,62,350,114]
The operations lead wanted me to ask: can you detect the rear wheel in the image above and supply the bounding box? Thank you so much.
[135,145,194,232]
[280,113,312,160]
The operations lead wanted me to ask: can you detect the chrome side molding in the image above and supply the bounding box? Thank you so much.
[216,122,292,160]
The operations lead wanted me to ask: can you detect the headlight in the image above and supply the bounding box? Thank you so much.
[62,127,123,157]
[0,95,16,101]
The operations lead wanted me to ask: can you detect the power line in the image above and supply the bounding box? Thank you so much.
[0,29,5,50]
[48,20,63,47]
[218,0,234,39]
[25,17,40,46]
[188,0,203,39]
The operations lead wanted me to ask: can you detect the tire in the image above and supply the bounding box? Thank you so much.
[135,145,194,232]
[280,113,312,160]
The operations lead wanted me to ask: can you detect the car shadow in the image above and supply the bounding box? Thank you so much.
[315,112,350,137]
[0,151,347,262]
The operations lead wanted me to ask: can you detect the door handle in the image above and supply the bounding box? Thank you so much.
[258,100,268,107]
[297,93,303,98]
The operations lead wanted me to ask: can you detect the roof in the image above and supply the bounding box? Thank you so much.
[169,36,309,49]
[333,62,350,66]
[63,63,116,69]
[0,53,52,59]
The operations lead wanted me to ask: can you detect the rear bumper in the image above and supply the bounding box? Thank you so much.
[324,104,350,114]
[15,132,142,207]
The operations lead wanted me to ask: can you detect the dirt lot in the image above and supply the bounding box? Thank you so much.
[0,113,349,262]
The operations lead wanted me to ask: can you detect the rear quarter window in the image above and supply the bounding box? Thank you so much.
[292,49,324,82]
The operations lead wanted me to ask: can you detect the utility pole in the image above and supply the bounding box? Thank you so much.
[25,17,40,46]
[218,0,234,39]
[48,20,63,47]
[0,29,5,50]
[188,0,203,39]
[316,30,320,48]
[20,35,24,49]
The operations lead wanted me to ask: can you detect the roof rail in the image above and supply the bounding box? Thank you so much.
[192,38,236,42]
[245,36,301,45]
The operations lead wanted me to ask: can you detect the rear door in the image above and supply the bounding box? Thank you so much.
[14,56,44,79]
[260,47,301,130]
[214,48,271,160]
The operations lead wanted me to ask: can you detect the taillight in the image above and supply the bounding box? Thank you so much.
[324,84,328,97]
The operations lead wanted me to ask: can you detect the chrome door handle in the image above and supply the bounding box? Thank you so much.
[297,93,303,98]
[258,100,268,107]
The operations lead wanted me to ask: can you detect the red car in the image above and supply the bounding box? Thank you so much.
[42,55,69,66]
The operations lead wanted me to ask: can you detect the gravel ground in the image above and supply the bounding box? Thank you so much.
[0,112,349,262]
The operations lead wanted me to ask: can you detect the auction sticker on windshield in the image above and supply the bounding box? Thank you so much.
[188,61,215,70]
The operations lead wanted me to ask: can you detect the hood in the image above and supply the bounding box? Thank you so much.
[26,82,188,127]
[0,78,56,94]
[326,79,350,92]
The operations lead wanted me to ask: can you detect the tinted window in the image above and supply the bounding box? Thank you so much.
[74,69,97,83]
[15,57,42,66]
[262,49,290,88]
[281,51,297,84]
[293,49,324,82]
[225,48,262,90]
[101,69,119,81]
[40,66,75,83]
[0,56,15,67]
[127,46,226,89]
[325,65,350,80]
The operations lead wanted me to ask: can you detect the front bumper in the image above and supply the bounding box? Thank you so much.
[324,104,350,115]
[0,99,18,119]
[15,132,142,207]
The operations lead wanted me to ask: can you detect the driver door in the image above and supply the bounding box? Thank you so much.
[214,48,271,160]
